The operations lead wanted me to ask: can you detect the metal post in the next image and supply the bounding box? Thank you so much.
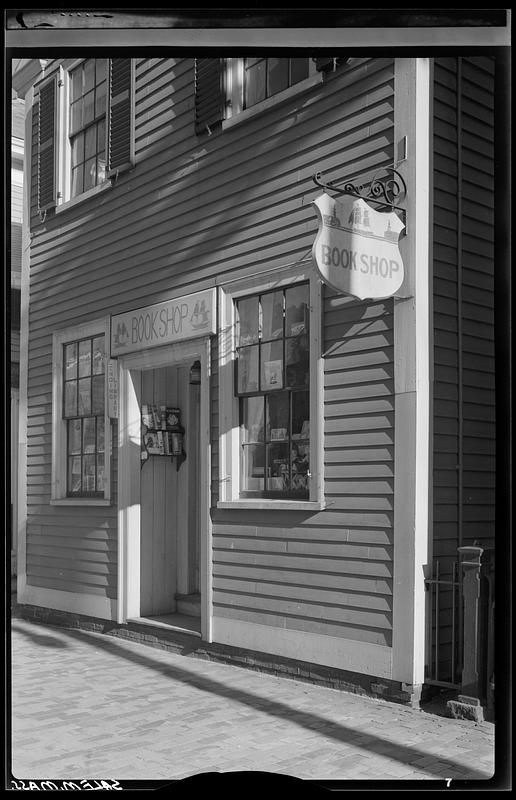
[447,544,486,721]
[457,544,484,704]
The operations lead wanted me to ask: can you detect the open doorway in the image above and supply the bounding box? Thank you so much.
[117,339,211,641]
[139,362,201,631]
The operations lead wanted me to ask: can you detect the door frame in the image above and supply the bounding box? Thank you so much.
[117,336,213,641]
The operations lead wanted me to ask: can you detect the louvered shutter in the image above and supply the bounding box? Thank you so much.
[37,76,57,212]
[194,58,224,136]
[107,58,133,176]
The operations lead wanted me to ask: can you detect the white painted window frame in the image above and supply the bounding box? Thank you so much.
[223,57,322,129]
[217,265,325,511]
[51,315,112,506]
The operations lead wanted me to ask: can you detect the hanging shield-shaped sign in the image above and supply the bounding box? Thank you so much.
[312,193,405,300]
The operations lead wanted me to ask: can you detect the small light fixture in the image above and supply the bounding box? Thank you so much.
[189,360,201,385]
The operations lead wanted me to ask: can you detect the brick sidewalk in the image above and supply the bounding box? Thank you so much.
[9,617,495,786]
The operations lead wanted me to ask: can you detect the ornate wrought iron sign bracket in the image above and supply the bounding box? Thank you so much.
[313,167,407,231]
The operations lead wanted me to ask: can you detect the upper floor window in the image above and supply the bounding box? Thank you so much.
[243,58,310,109]
[223,57,318,124]
[33,58,133,220]
[194,56,350,136]
[69,58,108,198]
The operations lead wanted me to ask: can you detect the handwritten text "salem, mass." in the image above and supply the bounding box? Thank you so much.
[11,779,123,791]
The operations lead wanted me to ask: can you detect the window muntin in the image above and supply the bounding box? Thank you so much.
[243,58,310,110]
[69,59,107,198]
[236,283,310,498]
[63,334,106,496]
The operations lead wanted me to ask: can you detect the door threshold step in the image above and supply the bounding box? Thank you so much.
[128,613,201,637]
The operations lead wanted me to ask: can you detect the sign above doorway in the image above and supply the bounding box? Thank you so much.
[110,288,216,357]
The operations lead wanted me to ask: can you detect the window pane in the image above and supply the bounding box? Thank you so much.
[286,334,309,388]
[95,82,106,118]
[83,90,95,126]
[97,416,105,453]
[286,283,309,336]
[242,396,264,442]
[92,375,104,415]
[78,339,91,377]
[82,417,96,453]
[78,377,91,415]
[261,340,283,391]
[70,99,82,134]
[67,419,82,454]
[84,157,97,191]
[290,58,309,85]
[241,443,265,493]
[97,119,106,153]
[237,296,259,345]
[85,125,97,160]
[71,66,83,102]
[65,342,77,380]
[68,456,82,494]
[92,336,105,374]
[71,132,84,168]
[237,344,259,394]
[64,381,77,418]
[95,59,107,85]
[71,165,84,198]
[245,61,266,108]
[261,291,283,341]
[82,454,96,493]
[96,454,105,492]
[267,442,290,492]
[291,440,309,494]
[266,392,289,440]
[292,391,309,437]
[268,58,289,97]
[84,59,95,93]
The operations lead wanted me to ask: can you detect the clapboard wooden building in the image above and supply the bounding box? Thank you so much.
[14,55,499,710]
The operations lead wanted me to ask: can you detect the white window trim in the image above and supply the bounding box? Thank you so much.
[217,265,325,511]
[223,57,322,130]
[51,315,112,505]
[54,58,124,213]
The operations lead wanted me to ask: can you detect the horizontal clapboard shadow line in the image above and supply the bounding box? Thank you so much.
[212,602,392,631]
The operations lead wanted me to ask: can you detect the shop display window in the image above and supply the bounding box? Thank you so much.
[236,283,310,498]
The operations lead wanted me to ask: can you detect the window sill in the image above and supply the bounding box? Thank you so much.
[55,180,111,215]
[222,72,323,131]
[50,498,112,507]
[217,499,325,512]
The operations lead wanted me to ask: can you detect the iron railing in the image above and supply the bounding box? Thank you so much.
[425,548,495,712]
[425,560,462,687]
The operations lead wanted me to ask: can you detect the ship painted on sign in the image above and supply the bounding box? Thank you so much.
[323,201,402,245]
[190,299,210,330]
